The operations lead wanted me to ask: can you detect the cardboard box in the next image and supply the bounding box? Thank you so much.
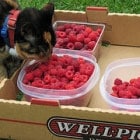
[0,7,140,140]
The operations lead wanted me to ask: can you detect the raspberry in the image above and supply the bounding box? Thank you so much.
[58,31,66,38]
[63,38,69,45]
[68,34,77,43]
[57,68,66,77]
[55,43,61,48]
[114,78,123,85]
[24,72,34,81]
[56,38,64,46]
[96,28,102,34]
[50,77,59,83]
[87,41,96,50]
[80,74,89,82]
[88,32,98,41]
[73,25,81,33]
[39,64,48,72]
[33,68,43,78]
[73,72,81,83]
[66,42,74,50]
[84,38,91,44]
[65,70,74,80]
[76,34,84,42]
[65,28,72,34]
[85,27,93,34]
[31,79,44,88]
[56,25,65,31]
[85,64,94,76]
[49,68,57,75]
[44,74,51,84]
[64,23,71,29]
[65,83,75,90]
[66,65,74,72]
[74,42,83,50]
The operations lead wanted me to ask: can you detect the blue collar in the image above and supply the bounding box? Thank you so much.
[0,16,11,47]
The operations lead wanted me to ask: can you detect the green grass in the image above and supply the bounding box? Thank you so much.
[18,0,140,14]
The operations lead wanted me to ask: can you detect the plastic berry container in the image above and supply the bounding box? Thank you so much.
[53,20,105,60]
[100,58,140,111]
[17,49,100,106]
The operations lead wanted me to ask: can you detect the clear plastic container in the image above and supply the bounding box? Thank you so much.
[17,49,100,106]
[100,58,140,111]
[53,20,105,59]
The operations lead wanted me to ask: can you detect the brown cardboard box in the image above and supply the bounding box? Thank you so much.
[0,7,139,140]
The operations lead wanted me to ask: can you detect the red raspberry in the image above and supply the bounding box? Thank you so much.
[64,23,71,29]
[74,42,83,50]
[55,43,61,48]
[77,81,85,88]
[85,27,93,34]
[65,83,75,89]
[63,38,69,45]
[24,72,34,81]
[56,38,64,46]
[65,28,72,34]
[68,34,77,43]
[65,70,74,80]
[73,72,81,83]
[80,74,89,82]
[85,64,94,76]
[66,65,74,72]
[87,41,96,50]
[58,31,66,38]
[133,80,140,89]
[44,74,51,84]
[66,42,74,50]
[88,32,98,41]
[51,54,58,61]
[73,25,81,33]
[49,68,57,75]
[111,92,118,97]
[57,68,66,77]
[50,77,59,83]
[39,64,48,72]
[33,68,43,78]
[56,25,65,31]
[76,34,84,42]
[114,78,123,85]
[31,79,44,88]
[77,57,85,64]
[84,38,91,44]
[43,84,51,89]
[96,28,102,34]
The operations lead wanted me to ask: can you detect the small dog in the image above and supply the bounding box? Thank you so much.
[0,0,56,81]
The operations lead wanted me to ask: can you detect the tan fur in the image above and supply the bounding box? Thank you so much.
[43,31,53,54]
[15,43,40,60]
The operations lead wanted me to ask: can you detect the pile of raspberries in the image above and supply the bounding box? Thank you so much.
[111,78,140,99]
[23,54,95,90]
[54,23,102,50]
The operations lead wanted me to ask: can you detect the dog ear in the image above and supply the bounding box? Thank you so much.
[41,3,55,24]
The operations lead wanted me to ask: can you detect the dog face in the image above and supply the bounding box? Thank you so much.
[15,3,56,60]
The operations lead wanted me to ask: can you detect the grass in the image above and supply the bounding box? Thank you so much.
[18,0,140,14]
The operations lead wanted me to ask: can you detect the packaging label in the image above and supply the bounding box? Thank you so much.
[47,116,140,140]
